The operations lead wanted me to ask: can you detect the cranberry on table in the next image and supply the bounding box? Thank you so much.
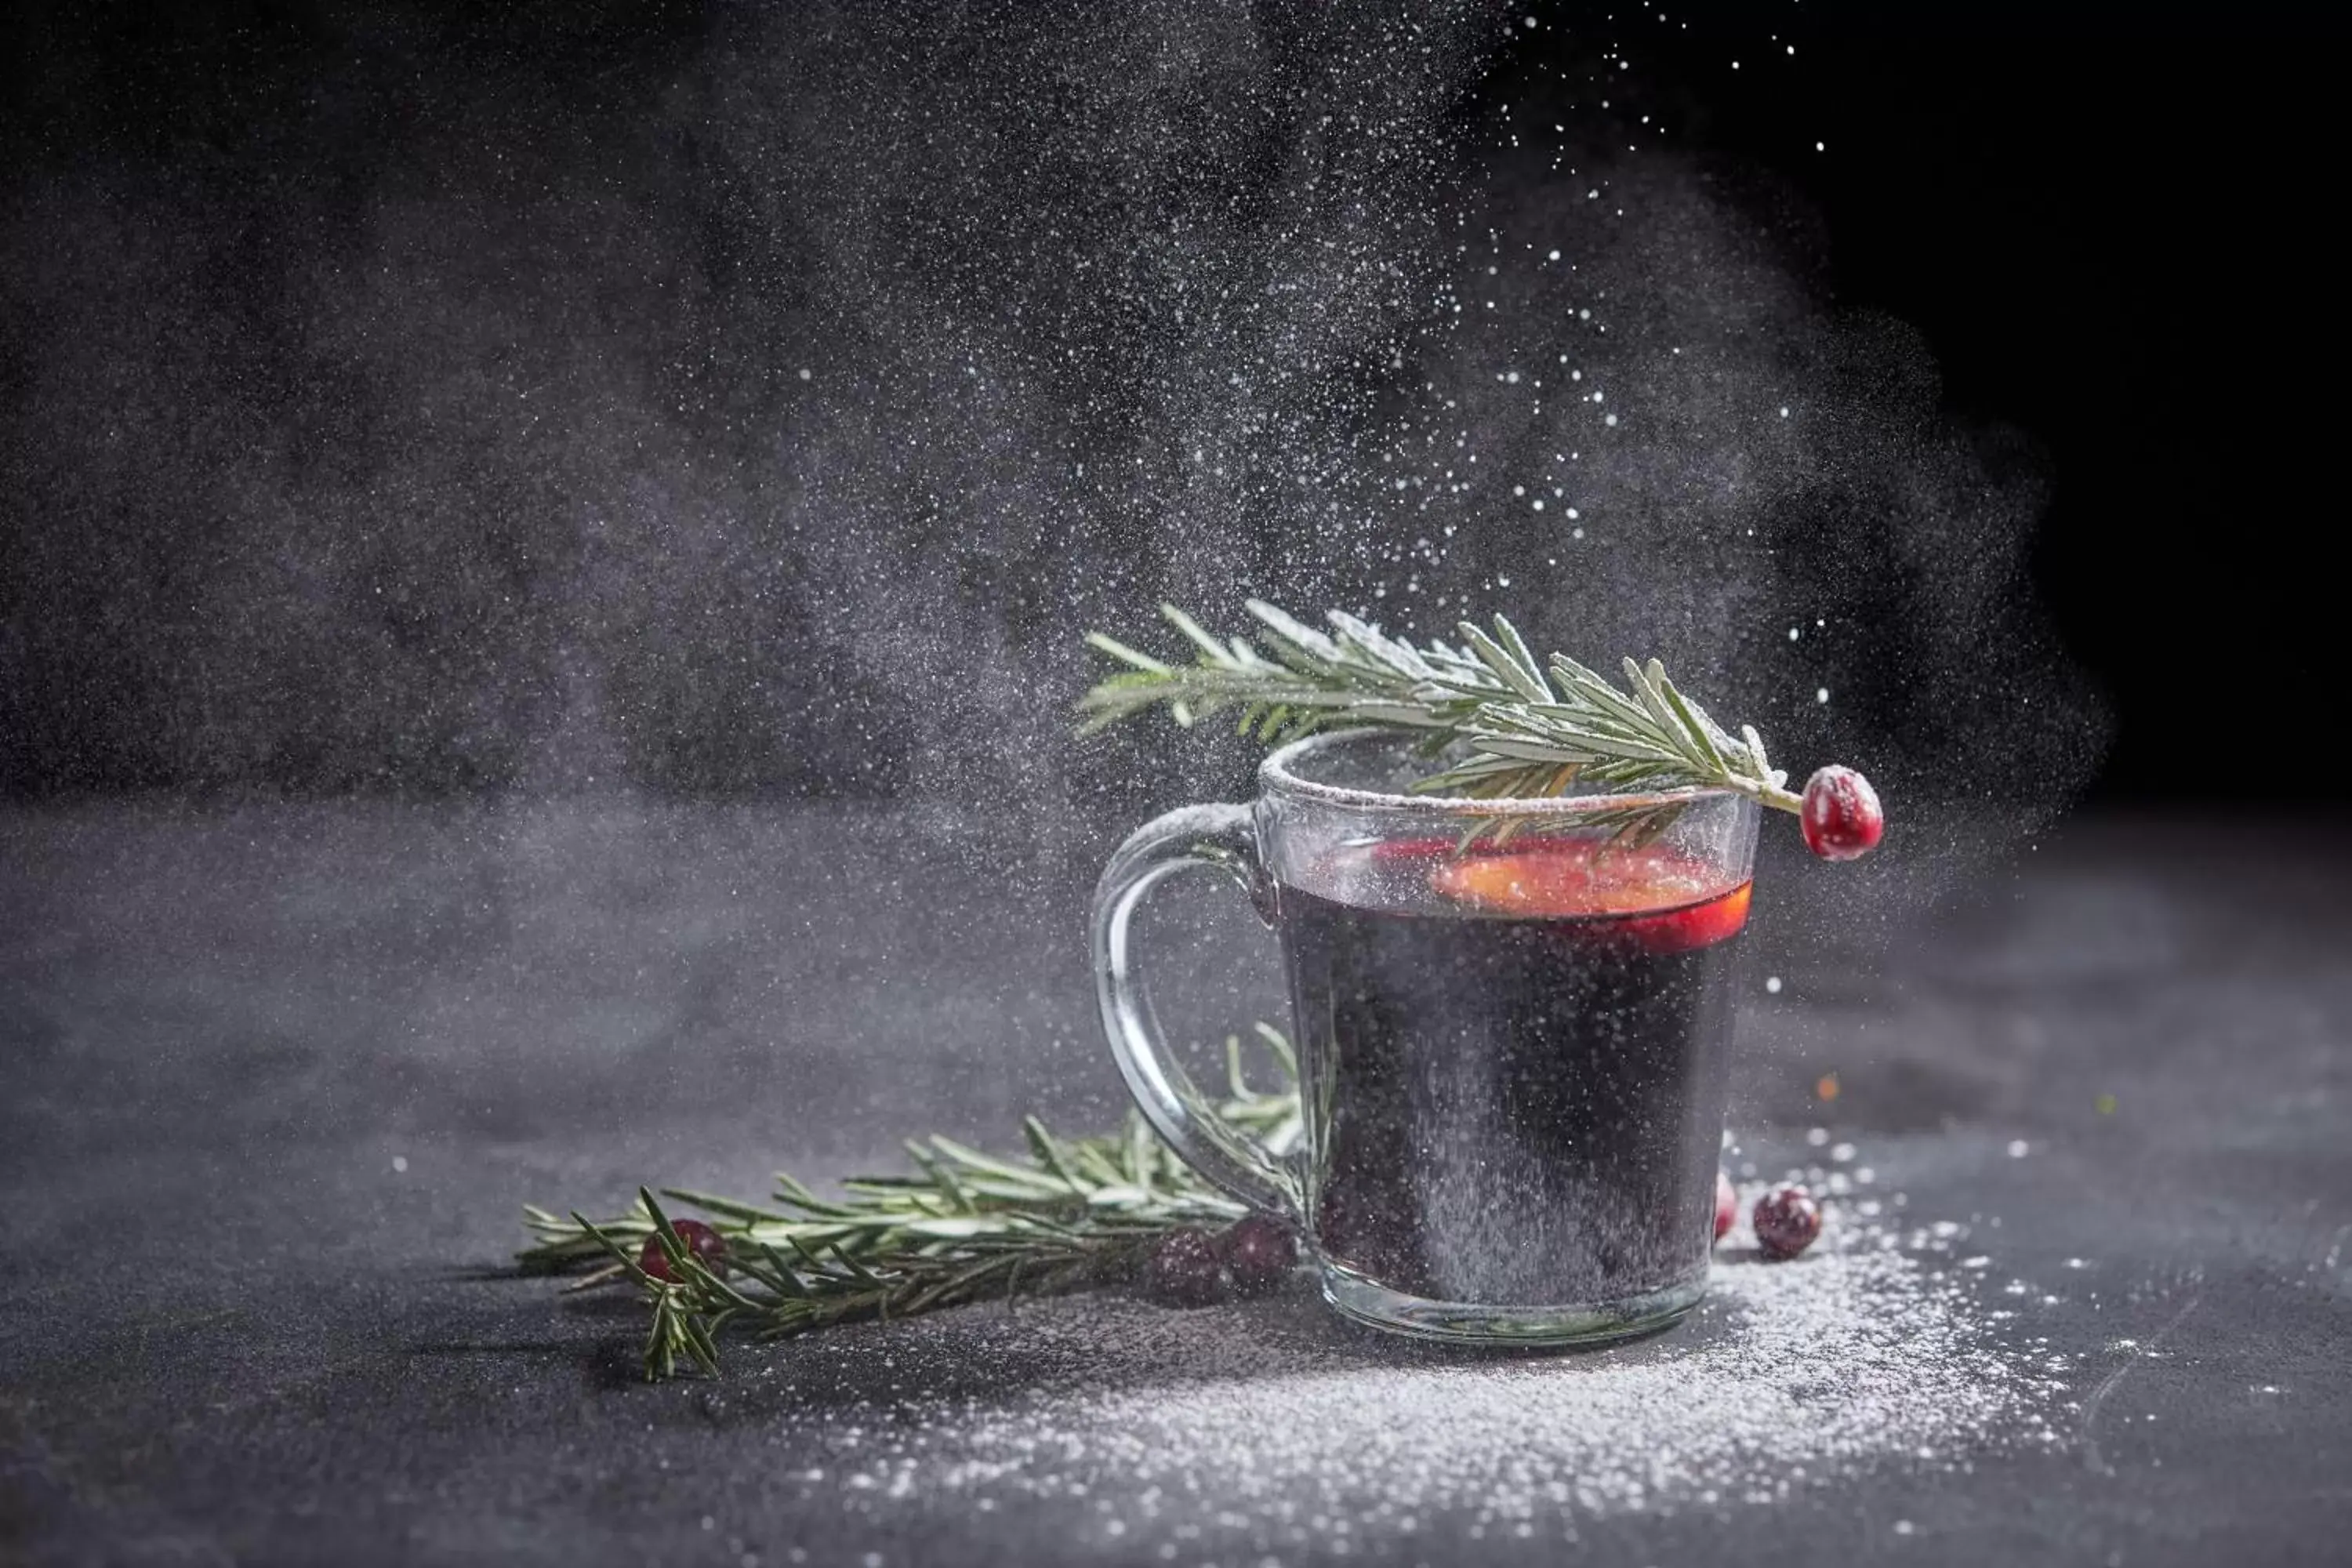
[638,1218,728,1282]
[1799,765,1884,861]
[1221,1216,1299,1293]
[1715,1170,1739,1243]
[1145,1229,1229,1306]
[1752,1185,1823,1260]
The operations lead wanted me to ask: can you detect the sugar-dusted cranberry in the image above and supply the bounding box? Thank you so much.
[1715,1171,1739,1243]
[638,1218,727,1282]
[1800,765,1884,861]
[1221,1216,1299,1293]
[1752,1185,1823,1260]
[1145,1229,1229,1306]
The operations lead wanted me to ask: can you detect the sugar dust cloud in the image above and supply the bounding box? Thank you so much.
[1,3,2103,878]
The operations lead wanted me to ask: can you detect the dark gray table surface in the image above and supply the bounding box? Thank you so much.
[2,803,2347,1566]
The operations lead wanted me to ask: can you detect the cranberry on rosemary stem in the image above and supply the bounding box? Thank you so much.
[638,1218,727,1282]
[1799,765,1883,861]
[1145,1229,1227,1307]
[1223,1215,1299,1294]
[1145,1218,1301,1307]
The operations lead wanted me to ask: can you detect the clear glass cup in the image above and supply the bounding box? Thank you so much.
[1091,728,1760,1345]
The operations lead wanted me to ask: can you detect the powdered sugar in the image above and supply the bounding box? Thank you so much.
[766,1190,2065,1555]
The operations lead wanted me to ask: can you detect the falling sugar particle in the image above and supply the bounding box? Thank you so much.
[390,1155,408,1174]
[1817,688,1831,704]
[2007,1140,2031,1158]
[1765,976,1783,994]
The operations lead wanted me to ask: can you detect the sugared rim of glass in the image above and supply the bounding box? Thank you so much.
[1261,728,1741,818]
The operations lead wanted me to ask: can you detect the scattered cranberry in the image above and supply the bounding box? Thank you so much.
[1221,1216,1298,1293]
[1799,765,1884,862]
[638,1218,727,1282]
[1715,1171,1738,1243]
[1145,1229,1229,1307]
[1752,1185,1823,1260]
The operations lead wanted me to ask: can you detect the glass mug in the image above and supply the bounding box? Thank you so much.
[1091,728,1759,1344]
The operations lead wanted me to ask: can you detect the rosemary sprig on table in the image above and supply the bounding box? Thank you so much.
[522,1029,1303,1381]
[1080,601,1803,842]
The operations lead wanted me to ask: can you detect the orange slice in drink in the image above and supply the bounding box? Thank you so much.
[1430,840,1751,953]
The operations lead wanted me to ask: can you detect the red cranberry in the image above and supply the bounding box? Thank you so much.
[1145,1229,1229,1306]
[1221,1216,1298,1293]
[1752,1185,1823,1260]
[1715,1171,1738,1243]
[1799,765,1884,861]
[638,1218,727,1282]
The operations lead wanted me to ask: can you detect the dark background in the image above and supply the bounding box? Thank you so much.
[1,0,2338,804]
[1680,2,2342,803]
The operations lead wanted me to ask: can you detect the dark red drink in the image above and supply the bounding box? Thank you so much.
[1279,837,1749,1313]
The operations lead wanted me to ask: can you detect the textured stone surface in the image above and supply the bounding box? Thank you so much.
[2,804,2347,1564]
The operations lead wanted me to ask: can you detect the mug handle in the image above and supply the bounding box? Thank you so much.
[1091,803,1302,1221]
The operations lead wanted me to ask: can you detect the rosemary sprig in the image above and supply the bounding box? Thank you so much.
[522,1028,1304,1381]
[1079,601,1804,843]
